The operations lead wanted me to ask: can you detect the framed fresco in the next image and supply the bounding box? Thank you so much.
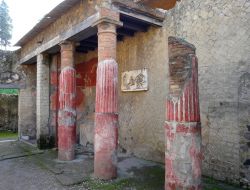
[121,69,148,92]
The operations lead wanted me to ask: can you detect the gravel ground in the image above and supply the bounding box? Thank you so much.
[0,141,244,190]
[0,141,86,190]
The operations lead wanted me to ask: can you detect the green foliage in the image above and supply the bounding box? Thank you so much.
[0,131,18,139]
[82,177,134,190]
[203,176,243,190]
[82,166,165,190]
[0,88,18,95]
[0,0,12,47]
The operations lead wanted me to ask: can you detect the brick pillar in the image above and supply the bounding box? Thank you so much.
[37,53,51,149]
[58,41,77,161]
[93,8,122,180]
[165,37,202,190]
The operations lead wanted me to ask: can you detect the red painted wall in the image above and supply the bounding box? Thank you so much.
[50,56,98,145]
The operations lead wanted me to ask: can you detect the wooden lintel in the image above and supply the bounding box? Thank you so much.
[83,36,98,43]
[80,41,97,48]
[135,0,177,10]
[117,28,135,36]
[122,21,147,32]
[112,0,165,25]
[77,46,96,51]
[19,13,98,65]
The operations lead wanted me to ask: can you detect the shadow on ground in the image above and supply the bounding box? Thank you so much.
[0,141,244,190]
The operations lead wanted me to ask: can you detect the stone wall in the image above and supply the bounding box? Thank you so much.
[0,50,24,88]
[0,94,18,132]
[18,64,37,140]
[164,0,250,186]
[0,50,22,134]
[117,26,168,162]
[0,50,14,72]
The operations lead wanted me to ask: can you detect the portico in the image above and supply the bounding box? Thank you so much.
[16,0,202,189]
[17,0,166,179]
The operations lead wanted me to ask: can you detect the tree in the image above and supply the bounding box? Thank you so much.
[0,0,12,47]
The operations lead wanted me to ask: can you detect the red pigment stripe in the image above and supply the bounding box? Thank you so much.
[175,100,178,121]
[176,123,201,134]
[95,59,118,113]
[180,95,183,122]
[184,85,189,121]
[190,77,195,122]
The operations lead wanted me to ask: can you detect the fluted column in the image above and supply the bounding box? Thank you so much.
[58,41,76,161]
[93,7,122,180]
[165,37,202,190]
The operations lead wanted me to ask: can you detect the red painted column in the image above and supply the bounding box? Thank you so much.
[58,41,76,161]
[93,8,122,180]
[165,37,202,190]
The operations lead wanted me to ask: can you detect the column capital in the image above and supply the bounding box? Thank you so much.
[92,7,123,28]
[60,40,75,52]
[37,53,49,65]
[60,40,75,68]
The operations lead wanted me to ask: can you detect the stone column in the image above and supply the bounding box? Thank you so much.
[93,8,122,180]
[36,53,50,149]
[58,41,77,161]
[165,37,202,190]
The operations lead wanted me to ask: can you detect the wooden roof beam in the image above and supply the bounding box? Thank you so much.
[122,21,148,32]
[134,0,178,10]
[117,28,135,37]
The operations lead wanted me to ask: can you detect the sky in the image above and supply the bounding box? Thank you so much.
[4,0,64,47]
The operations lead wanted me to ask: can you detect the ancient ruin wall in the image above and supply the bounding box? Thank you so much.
[18,64,37,139]
[0,50,23,133]
[48,26,168,162]
[164,0,250,186]
[117,26,168,162]
[0,94,18,132]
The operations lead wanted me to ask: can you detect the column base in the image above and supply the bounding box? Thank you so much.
[58,126,76,161]
[165,122,202,190]
[94,113,118,180]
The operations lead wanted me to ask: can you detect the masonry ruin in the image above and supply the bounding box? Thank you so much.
[12,0,250,189]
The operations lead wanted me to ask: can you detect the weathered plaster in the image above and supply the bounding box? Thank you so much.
[165,0,250,186]
[117,26,168,162]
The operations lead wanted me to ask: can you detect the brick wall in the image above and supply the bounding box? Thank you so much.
[18,64,37,139]
[36,54,50,147]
